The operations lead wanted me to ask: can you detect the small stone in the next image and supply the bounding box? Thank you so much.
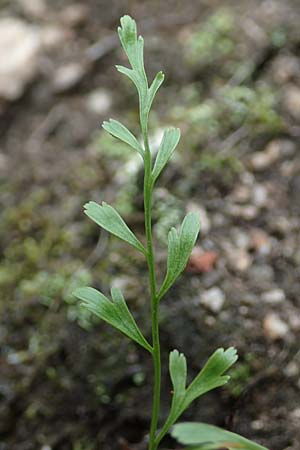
[40,26,70,50]
[239,306,249,315]
[227,248,252,272]
[271,215,292,234]
[205,316,216,327]
[227,204,258,220]
[231,228,250,249]
[252,184,268,208]
[288,313,300,331]
[212,212,228,227]
[187,204,211,234]
[0,18,41,100]
[283,84,300,119]
[263,313,289,340]
[285,362,299,377]
[200,287,225,313]
[277,139,296,157]
[53,63,86,93]
[17,0,47,19]
[231,184,251,204]
[261,288,286,304]
[290,408,300,422]
[61,4,89,27]
[250,153,273,171]
[272,55,300,83]
[187,248,218,273]
[250,140,281,171]
[251,419,264,431]
[250,139,294,177]
[250,228,272,255]
[249,265,274,287]
[86,89,112,115]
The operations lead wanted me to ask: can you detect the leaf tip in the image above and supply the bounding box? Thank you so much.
[72,286,91,301]
[118,15,137,45]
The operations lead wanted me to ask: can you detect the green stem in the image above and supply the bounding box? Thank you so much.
[143,132,161,450]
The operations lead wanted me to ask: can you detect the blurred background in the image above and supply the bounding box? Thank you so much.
[1,0,300,449]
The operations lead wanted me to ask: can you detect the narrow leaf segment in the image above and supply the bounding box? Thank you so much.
[84,201,146,255]
[152,127,181,182]
[171,422,269,450]
[73,286,152,353]
[158,212,201,300]
[102,119,144,158]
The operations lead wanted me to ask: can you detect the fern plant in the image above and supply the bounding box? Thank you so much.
[73,15,268,450]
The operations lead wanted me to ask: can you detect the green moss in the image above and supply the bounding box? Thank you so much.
[185,9,235,69]
[199,151,242,174]
[222,84,282,131]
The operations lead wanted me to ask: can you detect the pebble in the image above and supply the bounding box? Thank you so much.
[272,55,300,83]
[248,264,274,287]
[250,140,280,171]
[231,228,250,249]
[227,247,252,272]
[231,184,251,204]
[0,18,41,100]
[252,183,268,208]
[61,4,89,27]
[290,408,300,422]
[86,89,112,115]
[283,84,300,119]
[250,139,294,172]
[285,361,299,377]
[187,204,211,235]
[17,0,47,19]
[250,228,272,255]
[288,312,300,331]
[187,248,218,273]
[227,204,258,220]
[53,63,86,93]
[251,419,264,431]
[271,215,292,234]
[40,26,70,50]
[200,287,225,313]
[263,313,289,340]
[261,288,286,304]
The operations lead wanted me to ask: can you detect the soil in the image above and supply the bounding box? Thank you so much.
[1,1,300,450]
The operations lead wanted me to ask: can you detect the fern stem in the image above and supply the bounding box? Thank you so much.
[143,132,161,450]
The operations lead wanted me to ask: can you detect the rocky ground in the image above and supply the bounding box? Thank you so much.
[1,0,300,449]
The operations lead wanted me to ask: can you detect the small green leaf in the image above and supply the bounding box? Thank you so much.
[152,127,181,181]
[116,16,163,135]
[158,350,187,437]
[117,15,148,99]
[146,71,165,115]
[184,348,238,406]
[155,348,237,447]
[73,286,152,352]
[169,350,187,416]
[84,201,145,254]
[116,65,147,99]
[102,119,144,157]
[118,15,145,76]
[171,422,269,450]
[158,212,200,299]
